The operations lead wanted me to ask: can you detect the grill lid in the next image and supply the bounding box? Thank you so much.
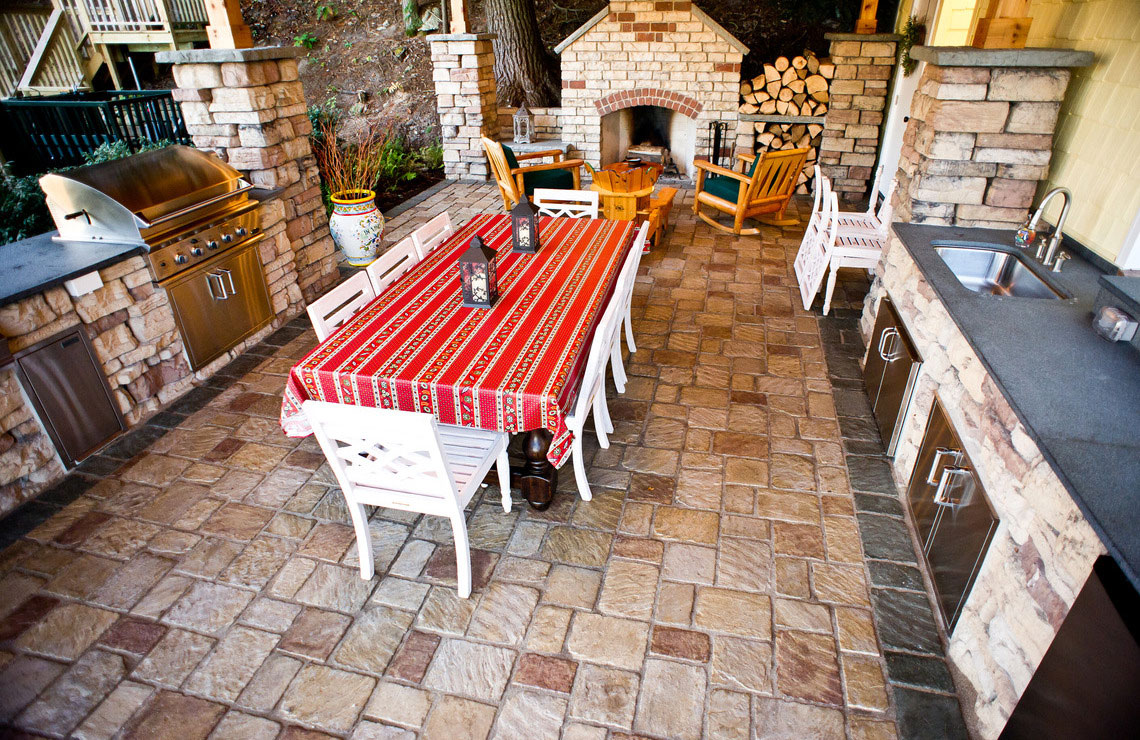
[40,146,252,246]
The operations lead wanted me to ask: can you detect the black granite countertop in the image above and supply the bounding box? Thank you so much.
[0,231,146,306]
[893,223,1140,589]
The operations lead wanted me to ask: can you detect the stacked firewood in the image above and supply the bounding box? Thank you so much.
[739,53,835,117]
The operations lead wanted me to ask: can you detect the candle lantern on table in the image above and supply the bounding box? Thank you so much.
[511,195,541,254]
[459,235,498,308]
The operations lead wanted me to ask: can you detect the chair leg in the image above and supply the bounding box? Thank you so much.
[593,394,610,449]
[571,434,593,501]
[823,265,839,316]
[624,308,637,354]
[599,391,614,434]
[450,514,472,598]
[610,341,627,393]
[496,448,511,513]
[347,500,374,580]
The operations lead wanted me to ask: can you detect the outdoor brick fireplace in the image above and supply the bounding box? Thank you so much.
[555,1,747,177]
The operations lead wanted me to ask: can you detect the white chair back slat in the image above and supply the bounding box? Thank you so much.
[533,189,600,219]
[875,179,898,232]
[366,237,420,294]
[306,271,376,342]
[411,212,454,259]
[794,191,839,311]
[616,222,650,355]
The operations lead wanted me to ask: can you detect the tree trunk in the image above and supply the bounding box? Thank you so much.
[484,0,560,107]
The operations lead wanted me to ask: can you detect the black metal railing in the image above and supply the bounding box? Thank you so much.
[0,90,192,174]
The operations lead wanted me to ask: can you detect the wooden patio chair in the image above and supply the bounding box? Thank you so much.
[481,136,584,211]
[306,271,376,341]
[410,212,454,259]
[365,236,419,295]
[692,147,810,236]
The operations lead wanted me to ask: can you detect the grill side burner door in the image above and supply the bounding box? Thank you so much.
[164,238,273,370]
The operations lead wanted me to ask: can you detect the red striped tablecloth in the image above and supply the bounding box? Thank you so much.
[280,213,636,467]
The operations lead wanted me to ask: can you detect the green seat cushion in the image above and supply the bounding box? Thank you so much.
[703,174,744,202]
[522,167,574,194]
[502,144,520,170]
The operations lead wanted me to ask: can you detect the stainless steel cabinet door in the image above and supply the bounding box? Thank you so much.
[164,239,272,370]
[863,298,921,456]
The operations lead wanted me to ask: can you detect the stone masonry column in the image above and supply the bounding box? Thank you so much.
[428,33,498,180]
[157,46,338,303]
[895,46,1094,227]
[819,33,899,202]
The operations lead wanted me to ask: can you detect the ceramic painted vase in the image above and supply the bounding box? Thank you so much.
[329,189,385,266]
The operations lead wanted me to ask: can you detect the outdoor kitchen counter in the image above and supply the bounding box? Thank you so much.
[0,230,145,306]
[891,223,1140,590]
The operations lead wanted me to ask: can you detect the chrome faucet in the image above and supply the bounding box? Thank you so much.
[1026,187,1072,268]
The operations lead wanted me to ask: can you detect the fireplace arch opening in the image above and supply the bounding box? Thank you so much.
[600,105,698,178]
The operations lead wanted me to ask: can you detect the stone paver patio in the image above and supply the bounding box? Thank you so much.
[0,181,966,739]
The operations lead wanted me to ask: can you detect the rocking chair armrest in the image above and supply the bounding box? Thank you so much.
[693,159,749,182]
[736,152,756,166]
[511,159,584,174]
[515,149,566,161]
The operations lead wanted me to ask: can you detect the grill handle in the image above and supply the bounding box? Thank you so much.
[144,182,255,228]
[219,268,237,296]
[206,272,228,300]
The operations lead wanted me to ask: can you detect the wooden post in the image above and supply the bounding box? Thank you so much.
[449,0,469,34]
[204,0,253,49]
[972,0,1033,49]
[855,0,878,34]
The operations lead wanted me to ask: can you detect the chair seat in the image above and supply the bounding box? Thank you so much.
[836,213,884,235]
[702,174,742,203]
[523,168,575,194]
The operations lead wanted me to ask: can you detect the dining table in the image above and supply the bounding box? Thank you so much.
[280,212,637,509]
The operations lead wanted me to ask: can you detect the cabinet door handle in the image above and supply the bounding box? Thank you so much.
[877,327,897,360]
[933,466,972,509]
[206,272,228,300]
[926,447,962,485]
[219,268,237,296]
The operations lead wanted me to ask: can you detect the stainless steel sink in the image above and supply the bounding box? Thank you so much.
[932,244,1066,300]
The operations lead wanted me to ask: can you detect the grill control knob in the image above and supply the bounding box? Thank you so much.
[222,233,234,243]
[174,253,189,265]
[206,240,219,250]
[236,227,248,237]
[190,247,204,257]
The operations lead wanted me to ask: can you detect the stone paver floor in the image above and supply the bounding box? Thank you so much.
[0,181,966,739]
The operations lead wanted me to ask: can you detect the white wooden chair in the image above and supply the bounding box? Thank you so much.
[306,271,376,342]
[411,212,454,260]
[365,236,420,294]
[612,222,651,387]
[302,401,510,598]
[824,192,887,315]
[835,164,897,239]
[532,188,600,219]
[794,191,839,313]
[564,294,625,503]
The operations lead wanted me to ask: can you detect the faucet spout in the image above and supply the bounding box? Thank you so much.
[1027,187,1071,267]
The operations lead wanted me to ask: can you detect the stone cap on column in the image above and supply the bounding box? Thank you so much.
[156,46,306,64]
[824,32,900,42]
[910,45,1095,68]
[427,33,497,43]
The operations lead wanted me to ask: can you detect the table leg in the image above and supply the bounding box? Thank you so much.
[512,429,557,510]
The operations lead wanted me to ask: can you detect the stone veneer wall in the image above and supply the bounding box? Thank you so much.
[429,34,498,180]
[818,33,898,202]
[158,46,337,302]
[557,0,745,173]
[861,236,1105,738]
[894,47,1093,227]
[0,367,62,511]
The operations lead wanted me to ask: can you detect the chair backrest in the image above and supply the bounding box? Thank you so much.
[572,293,623,423]
[481,136,523,208]
[810,165,831,226]
[533,188,599,219]
[411,212,454,259]
[875,178,898,231]
[618,222,651,308]
[302,401,461,511]
[366,236,419,294]
[794,192,839,311]
[748,147,811,206]
[306,271,376,341]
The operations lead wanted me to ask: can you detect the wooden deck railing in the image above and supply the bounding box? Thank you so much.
[62,0,208,35]
[0,89,192,173]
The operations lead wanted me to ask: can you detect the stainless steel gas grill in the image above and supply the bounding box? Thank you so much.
[39,146,274,370]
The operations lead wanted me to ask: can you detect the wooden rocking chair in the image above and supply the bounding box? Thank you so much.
[692,147,810,236]
[481,136,584,211]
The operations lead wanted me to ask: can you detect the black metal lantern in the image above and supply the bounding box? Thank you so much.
[511,195,541,254]
[459,235,498,308]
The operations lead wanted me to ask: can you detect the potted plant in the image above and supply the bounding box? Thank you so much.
[312,118,390,266]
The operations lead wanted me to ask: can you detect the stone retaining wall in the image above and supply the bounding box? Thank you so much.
[861,235,1105,737]
[429,34,498,180]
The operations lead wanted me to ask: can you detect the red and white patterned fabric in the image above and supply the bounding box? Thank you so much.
[280,213,636,467]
